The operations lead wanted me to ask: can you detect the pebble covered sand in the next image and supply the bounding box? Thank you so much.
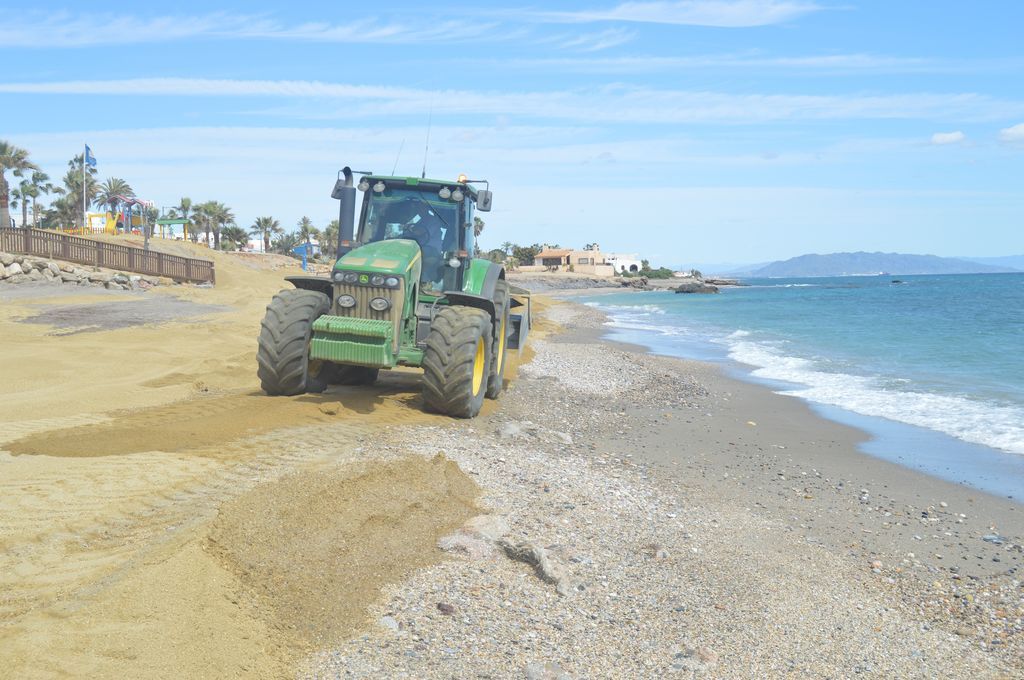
[304,303,1022,678]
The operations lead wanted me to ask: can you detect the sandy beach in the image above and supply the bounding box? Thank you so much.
[1,247,1021,678]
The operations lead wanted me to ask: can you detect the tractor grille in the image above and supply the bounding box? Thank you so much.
[333,282,405,352]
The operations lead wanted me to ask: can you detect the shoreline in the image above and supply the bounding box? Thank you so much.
[558,285,1024,503]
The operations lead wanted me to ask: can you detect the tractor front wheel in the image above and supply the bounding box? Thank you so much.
[257,289,331,396]
[422,306,492,418]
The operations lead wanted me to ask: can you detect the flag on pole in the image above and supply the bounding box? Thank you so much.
[84,144,97,167]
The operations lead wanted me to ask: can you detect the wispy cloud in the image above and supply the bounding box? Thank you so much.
[514,0,824,27]
[999,123,1024,144]
[543,28,638,52]
[4,78,1023,125]
[0,10,497,48]
[930,131,966,145]
[499,52,995,75]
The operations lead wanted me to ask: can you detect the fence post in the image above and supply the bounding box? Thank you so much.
[25,228,33,255]
[156,252,164,278]
[63,233,70,260]
[96,241,103,267]
[128,248,136,271]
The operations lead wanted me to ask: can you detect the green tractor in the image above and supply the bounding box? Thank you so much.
[257,168,530,418]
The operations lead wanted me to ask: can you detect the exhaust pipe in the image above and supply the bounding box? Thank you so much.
[331,167,356,258]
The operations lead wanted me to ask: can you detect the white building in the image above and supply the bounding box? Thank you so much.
[605,253,643,273]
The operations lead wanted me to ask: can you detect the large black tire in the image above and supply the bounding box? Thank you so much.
[422,306,492,418]
[485,279,511,399]
[256,289,330,396]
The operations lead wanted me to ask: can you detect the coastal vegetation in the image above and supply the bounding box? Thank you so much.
[0,138,331,257]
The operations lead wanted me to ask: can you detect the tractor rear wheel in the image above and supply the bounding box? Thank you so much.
[485,279,510,399]
[257,289,330,396]
[422,306,492,418]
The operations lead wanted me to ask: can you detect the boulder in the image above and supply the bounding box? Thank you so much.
[42,268,55,280]
[60,262,76,273]
[60,272,81,283]
[674,280,719,294]
[8,273,28,284]
[6,262,24,277]
[27,268,45,281]
[0,252,14,267]
[47,262,62,276]
[88,271,114,283]
[113,273,130,285]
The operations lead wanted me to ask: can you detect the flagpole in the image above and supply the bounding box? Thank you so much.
[82,143,86,232]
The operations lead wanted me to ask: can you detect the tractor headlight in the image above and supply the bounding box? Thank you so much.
[333,271,345,282]
[337,294,356,308]
[370,274,385,286]
[342,271,359,284]
[369,297,391,312]
[385,276,400,288]
[448,256,462,268]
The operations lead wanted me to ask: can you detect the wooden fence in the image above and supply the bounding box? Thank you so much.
[0,228,215,284]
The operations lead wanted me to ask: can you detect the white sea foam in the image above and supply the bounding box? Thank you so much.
[728,338,1024,455]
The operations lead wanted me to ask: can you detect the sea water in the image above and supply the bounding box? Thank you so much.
[580,273,1024,498]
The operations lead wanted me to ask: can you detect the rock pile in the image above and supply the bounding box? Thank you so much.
[0,251,173,291]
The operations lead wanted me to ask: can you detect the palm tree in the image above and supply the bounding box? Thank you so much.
[167,197,193,241]
[220,224,249,250]
[321,219,339,259]
[296,216,318,251]
[0,141,38,229]
[97,177,134,217]
[10,182,32,227]
[29,171,54,228]
[59,154,99,229]
[500,241,514,256]
[272,231,300,255]
[207,202,234,250]
[192,202,213,246]
[249,216,282,253]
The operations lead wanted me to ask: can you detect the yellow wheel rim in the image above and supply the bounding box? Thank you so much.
[495,315,506,374]
[472,337,486,395]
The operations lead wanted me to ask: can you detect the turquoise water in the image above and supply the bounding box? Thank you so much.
[581,273,1024,496]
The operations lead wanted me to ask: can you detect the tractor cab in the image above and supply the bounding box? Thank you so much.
[353,178,477,296]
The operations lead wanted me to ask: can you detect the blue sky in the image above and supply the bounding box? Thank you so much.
[3,0,1022,267]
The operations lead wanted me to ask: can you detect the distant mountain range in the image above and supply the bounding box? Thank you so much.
[747,252,1021,278]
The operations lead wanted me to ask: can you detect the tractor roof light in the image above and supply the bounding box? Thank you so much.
[457,173,468,183]
[357,179,370,191]
[373,181,386,193]
[451,188,464,202]
[438,187,451,199]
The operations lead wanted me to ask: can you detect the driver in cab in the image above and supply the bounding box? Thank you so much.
[388,200,445,290]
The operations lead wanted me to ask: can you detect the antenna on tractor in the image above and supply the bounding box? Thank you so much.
[392,138,406,176]
[421,106,433,179]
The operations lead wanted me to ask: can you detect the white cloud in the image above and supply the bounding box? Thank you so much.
[501,53,947,74]
[930,131,966,145]
[0,10,497,48]
[519,0,823,27]
[4,78,1024,125]
[999,123,1024,144]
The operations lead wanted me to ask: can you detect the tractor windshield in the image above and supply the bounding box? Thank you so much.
[360,187,460,292]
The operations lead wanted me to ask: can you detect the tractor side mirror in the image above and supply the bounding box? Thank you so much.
[477,190,493,212]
